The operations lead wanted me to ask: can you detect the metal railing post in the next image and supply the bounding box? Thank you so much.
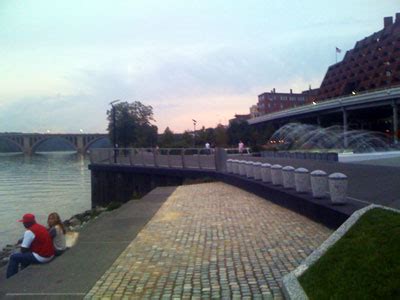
[167,149,171,168]
[108,149,113,164]
[181,148,186,169]
[141,148,145,166]
[128,148,133,165]
[153,148,159,167]
[197,149,202,169]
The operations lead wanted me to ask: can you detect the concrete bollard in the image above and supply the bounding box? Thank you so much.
[246,161,255,178]
[244,161,251,177]
[232,160,240,174]
[226,159,233,173]
[271,164,283,186]
[310,170,328,198]
[230,159,236,174]
[282,166,295,189]
[329,173,348,204]
[238,161,247,176]
[295,167,310,193]
[253,162,263,180]
[261,163,272,182]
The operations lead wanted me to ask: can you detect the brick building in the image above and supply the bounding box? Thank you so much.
[317,13,400,100]
[256,88,318,115]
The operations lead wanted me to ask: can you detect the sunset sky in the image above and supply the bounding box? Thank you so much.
[1,1,399,133]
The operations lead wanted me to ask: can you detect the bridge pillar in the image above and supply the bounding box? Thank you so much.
[22,136,32,155]
[342,108,348,149]
[392,101,398,144]
[76,136,85,154]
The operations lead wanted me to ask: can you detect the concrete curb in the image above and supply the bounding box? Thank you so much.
[282,204,400,300]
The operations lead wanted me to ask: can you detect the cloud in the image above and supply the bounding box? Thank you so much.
[0,93,108,133]
[1,42,326,133]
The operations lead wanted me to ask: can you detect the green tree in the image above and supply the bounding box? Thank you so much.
[107,101,157,147]
[180,131,194,148]
[159,127,175,148]
[227,120,251,146]
[196,126,207,147]
[214,124,228,147]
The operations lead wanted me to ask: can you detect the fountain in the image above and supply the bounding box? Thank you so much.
[268,123,392,153]
[265,123,400,163]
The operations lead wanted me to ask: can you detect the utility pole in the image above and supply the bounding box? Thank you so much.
[192,119,197,148]
[110,99,120,163]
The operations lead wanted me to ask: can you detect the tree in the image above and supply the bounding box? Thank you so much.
[227,120,251,146]
[181,131,194,147]
[214,124,228,147]
[107,101,157,147]
[159,127,175,148]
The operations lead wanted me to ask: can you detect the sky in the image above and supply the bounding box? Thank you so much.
[0,1,399,134]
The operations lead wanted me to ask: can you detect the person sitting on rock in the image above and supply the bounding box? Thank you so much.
[47,212,67,256]
[6,213,55,278]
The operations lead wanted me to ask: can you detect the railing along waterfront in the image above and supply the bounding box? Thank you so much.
[89,148,217,170]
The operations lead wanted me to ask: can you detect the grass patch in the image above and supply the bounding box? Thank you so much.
[299,208,400,300]
[106,201,122,211]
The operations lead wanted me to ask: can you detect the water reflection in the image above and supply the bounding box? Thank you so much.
[0,152,91,249]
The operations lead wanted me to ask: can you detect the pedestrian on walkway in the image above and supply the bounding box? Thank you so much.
[6,213,55,278]
[47,212,67,256]
[238,140,244,154]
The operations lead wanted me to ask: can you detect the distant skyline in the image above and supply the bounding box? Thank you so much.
[1,1,399,133]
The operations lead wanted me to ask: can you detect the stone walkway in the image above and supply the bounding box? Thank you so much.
[85,182,332,299]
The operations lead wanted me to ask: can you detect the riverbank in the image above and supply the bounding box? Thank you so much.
[0,186,176,298]
[0,205,110,268]
[0,153,91,252]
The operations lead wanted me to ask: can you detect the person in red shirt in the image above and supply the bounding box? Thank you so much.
[6,213,55,278]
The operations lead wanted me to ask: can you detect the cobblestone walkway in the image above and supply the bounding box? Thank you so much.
[85,182,332,299]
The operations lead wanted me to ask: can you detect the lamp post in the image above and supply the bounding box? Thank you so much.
[110,99,120,163]
[192,119,197,147]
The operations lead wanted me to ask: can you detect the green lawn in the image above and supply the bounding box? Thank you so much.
[299,208,400,300]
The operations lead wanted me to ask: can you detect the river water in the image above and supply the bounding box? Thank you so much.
[0,152,91,250]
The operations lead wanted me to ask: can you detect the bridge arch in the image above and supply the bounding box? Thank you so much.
[31,136,78,154]
[83,136,112,154]
[0,136,24,153]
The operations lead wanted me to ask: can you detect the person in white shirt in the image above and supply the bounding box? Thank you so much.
[6,213,54,278]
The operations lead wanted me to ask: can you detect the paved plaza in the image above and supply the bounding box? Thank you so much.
[86,182,332,299]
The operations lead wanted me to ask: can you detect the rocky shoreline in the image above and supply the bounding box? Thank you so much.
[0,205,111,268]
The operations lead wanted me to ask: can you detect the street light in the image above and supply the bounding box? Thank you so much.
[110,99,120,163]
[192,119,197,147]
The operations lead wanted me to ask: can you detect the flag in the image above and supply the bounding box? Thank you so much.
[336,47,342,53]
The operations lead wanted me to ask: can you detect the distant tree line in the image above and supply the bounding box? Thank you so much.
[107,100,275,151]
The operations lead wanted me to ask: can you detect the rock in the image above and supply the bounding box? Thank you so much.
[68,217,82,227]
[95,206,106,213]
[4,244,14,251]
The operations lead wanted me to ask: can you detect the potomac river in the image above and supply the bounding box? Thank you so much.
[0,152,91,250]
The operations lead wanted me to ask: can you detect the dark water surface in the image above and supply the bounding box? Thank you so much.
[0,152,91,250]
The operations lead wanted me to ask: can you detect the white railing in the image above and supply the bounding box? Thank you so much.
[89,148,217,170]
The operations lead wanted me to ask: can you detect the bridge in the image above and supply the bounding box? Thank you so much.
[249,86,400,144]
[0,133,109,155]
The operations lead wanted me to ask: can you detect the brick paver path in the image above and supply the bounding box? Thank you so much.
[85,182,332,299]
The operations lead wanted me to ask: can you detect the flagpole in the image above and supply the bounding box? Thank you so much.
[335,48,337,63]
